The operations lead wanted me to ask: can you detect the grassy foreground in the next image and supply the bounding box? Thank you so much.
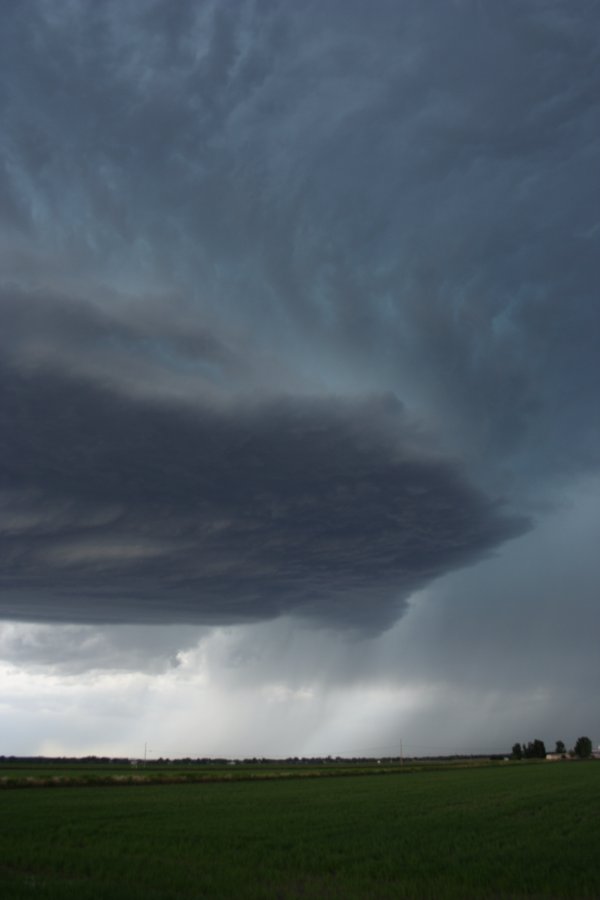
[1,762,599,899]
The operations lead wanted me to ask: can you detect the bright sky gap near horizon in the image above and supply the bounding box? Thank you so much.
[1,0,599,759]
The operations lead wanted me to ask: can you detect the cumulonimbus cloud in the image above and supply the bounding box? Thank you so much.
[0,358,526,630]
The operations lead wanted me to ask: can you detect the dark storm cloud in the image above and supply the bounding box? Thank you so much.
[0,359,524,628]
[0,0,598,642]
[2,0,598,496]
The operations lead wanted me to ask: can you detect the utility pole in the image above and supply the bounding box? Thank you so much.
[400,739,404,766]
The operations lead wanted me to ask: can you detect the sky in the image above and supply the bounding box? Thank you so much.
[1,0,599,759]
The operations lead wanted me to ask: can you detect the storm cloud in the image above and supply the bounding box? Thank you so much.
[0,350,523,628]
[1,0,597,492]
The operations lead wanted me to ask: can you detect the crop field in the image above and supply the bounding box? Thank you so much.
[0,757,494,788]
[1,761,599,899]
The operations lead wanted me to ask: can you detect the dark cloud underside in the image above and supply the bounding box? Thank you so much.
[0,0,598,638]
[0,361,524,628]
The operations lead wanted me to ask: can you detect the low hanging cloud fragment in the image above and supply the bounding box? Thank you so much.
[0,361,526,630]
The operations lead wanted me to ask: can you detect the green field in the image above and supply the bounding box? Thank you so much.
[0,757,494,788]
[1,762,599,899]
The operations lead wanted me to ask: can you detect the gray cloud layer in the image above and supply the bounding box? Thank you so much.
[2,1,597,481]
[0,350,523,628]
[1,1,598,636]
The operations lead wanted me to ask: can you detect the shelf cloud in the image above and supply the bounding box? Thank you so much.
[0,351,525,629]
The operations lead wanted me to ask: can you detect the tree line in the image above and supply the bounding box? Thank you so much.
[511,736,593,760]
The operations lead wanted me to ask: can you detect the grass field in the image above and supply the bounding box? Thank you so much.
[1,761,599,899]
[0,757,495,788]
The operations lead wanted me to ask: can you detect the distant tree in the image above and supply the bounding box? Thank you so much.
[523,739,546,759]
[512,742,523,760]
[574,736,592,759]
[554,740,566,755]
